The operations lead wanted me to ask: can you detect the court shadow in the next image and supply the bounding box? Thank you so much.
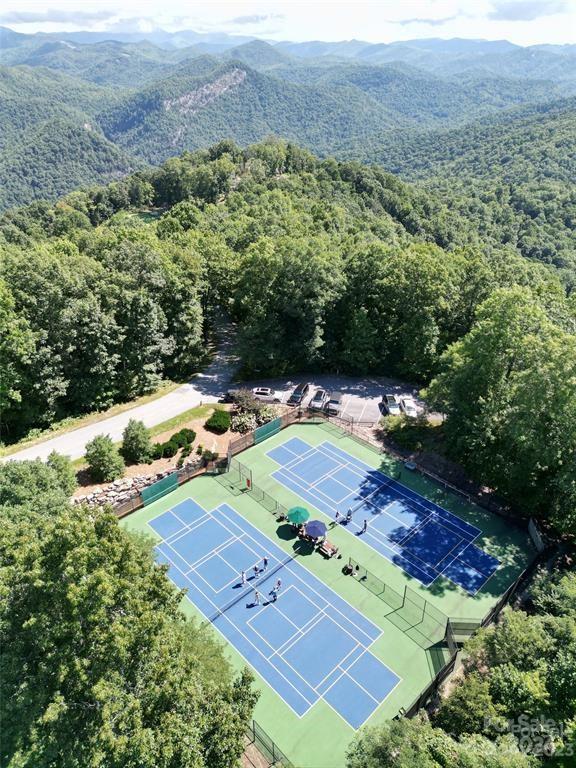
[427,643,452,676]
[276,523,298,541]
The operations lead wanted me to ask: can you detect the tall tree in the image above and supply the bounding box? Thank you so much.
[0,504,257,768]
[426,288,576,531]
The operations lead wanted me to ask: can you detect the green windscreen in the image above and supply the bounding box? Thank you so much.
[141,472,179,505]
[254,417,282,444]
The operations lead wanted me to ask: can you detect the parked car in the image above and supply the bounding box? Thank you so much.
[324,391,344,416]
[287,382,310,406]
[309,388,329,410]
[400,396,418,418]
[382,393,401,416]
[252,386,280,402]
[221,388,241,403]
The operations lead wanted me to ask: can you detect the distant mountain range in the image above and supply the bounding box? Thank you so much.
[0,27,575,210]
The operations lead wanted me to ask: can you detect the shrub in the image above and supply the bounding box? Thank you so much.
[205,409,231,434]
[170,428,196,448]
[121,419,152,464]
[202,449,218,463]
[196,445,204,455]
[84,435,125,483]
[255,405,278,427]
[46,451,77,496]
[232,389,262,414]
[231,412,258,434]
[150,428,197,460]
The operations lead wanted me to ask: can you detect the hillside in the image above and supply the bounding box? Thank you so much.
[97,59,401,165]
[0,120,138,211]
[367,98,576,278]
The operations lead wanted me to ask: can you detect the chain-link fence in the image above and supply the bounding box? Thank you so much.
[245,720,294,768]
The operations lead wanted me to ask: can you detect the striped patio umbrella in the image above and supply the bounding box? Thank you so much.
[287,506,310,524]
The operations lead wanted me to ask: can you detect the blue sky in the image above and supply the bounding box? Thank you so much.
[1,0,574,45]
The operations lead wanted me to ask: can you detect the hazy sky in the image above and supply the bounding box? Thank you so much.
[1,0,574,46]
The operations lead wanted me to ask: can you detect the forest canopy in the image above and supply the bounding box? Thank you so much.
[1,140,574,536]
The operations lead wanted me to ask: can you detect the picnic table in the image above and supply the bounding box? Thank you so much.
[318,539,339,558]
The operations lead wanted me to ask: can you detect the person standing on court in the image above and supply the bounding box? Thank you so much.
[241,570,247,586]
[270,587,278,602]
[346,508,353,523]
[334,510,341,525]
[262,556,269,572]
[254,590,260,605]
[276,578,282,593]
[253,564,259,579]
[362,519,368,534]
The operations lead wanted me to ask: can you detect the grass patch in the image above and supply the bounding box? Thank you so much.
[148,404,220,438]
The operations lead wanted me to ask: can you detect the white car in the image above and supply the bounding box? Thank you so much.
[252,387,279,402]
[400,396,418,418]
[382,394,401,416]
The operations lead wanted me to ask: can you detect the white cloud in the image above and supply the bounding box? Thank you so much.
[1,0,574,45]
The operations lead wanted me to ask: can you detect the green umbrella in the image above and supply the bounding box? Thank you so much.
[287,506,310,524]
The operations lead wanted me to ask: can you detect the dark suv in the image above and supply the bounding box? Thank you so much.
[287,382,310,406]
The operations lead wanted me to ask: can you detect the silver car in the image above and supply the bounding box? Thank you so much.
[309,388,329,410]
[383,394,401,416]
[325,392,343,416]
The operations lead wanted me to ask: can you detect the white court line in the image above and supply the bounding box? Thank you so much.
[272,613,326,659]
[191,553,240,593]
[281,443,482,584]
[166,512,219,547]
[163,509,211,543]
[284,466,355,510]
[247,585,304,633]
[321,661,404,710]
[319,439,482,538]
[311,643,365,692]
[159,538,318,710]
[170,505,208,529]
[275,465,437,584]
[217,504,380,647]
[247,610,306,656]
[169,530,236,573]
[163,503,401,728]
[281,444,318,470]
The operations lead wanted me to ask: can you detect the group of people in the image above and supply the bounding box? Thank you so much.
[239,556,283,605]
[334,508,369,534]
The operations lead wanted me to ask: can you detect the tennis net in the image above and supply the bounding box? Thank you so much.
[206,553,295,623]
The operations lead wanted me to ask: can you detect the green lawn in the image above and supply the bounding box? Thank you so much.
[121,423,536,768]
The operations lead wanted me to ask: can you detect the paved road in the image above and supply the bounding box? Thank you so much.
[4,323,240,463]
[4,323,422,463]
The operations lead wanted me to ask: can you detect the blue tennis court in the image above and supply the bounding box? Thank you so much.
[268,437,500,594]
[149,499,400,729]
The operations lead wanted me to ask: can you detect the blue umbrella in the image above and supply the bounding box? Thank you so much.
[306,520,327,538]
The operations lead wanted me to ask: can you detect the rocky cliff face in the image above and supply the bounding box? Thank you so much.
[163,68,246,115]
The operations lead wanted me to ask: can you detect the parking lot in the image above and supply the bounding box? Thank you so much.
[235,374,424,426]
